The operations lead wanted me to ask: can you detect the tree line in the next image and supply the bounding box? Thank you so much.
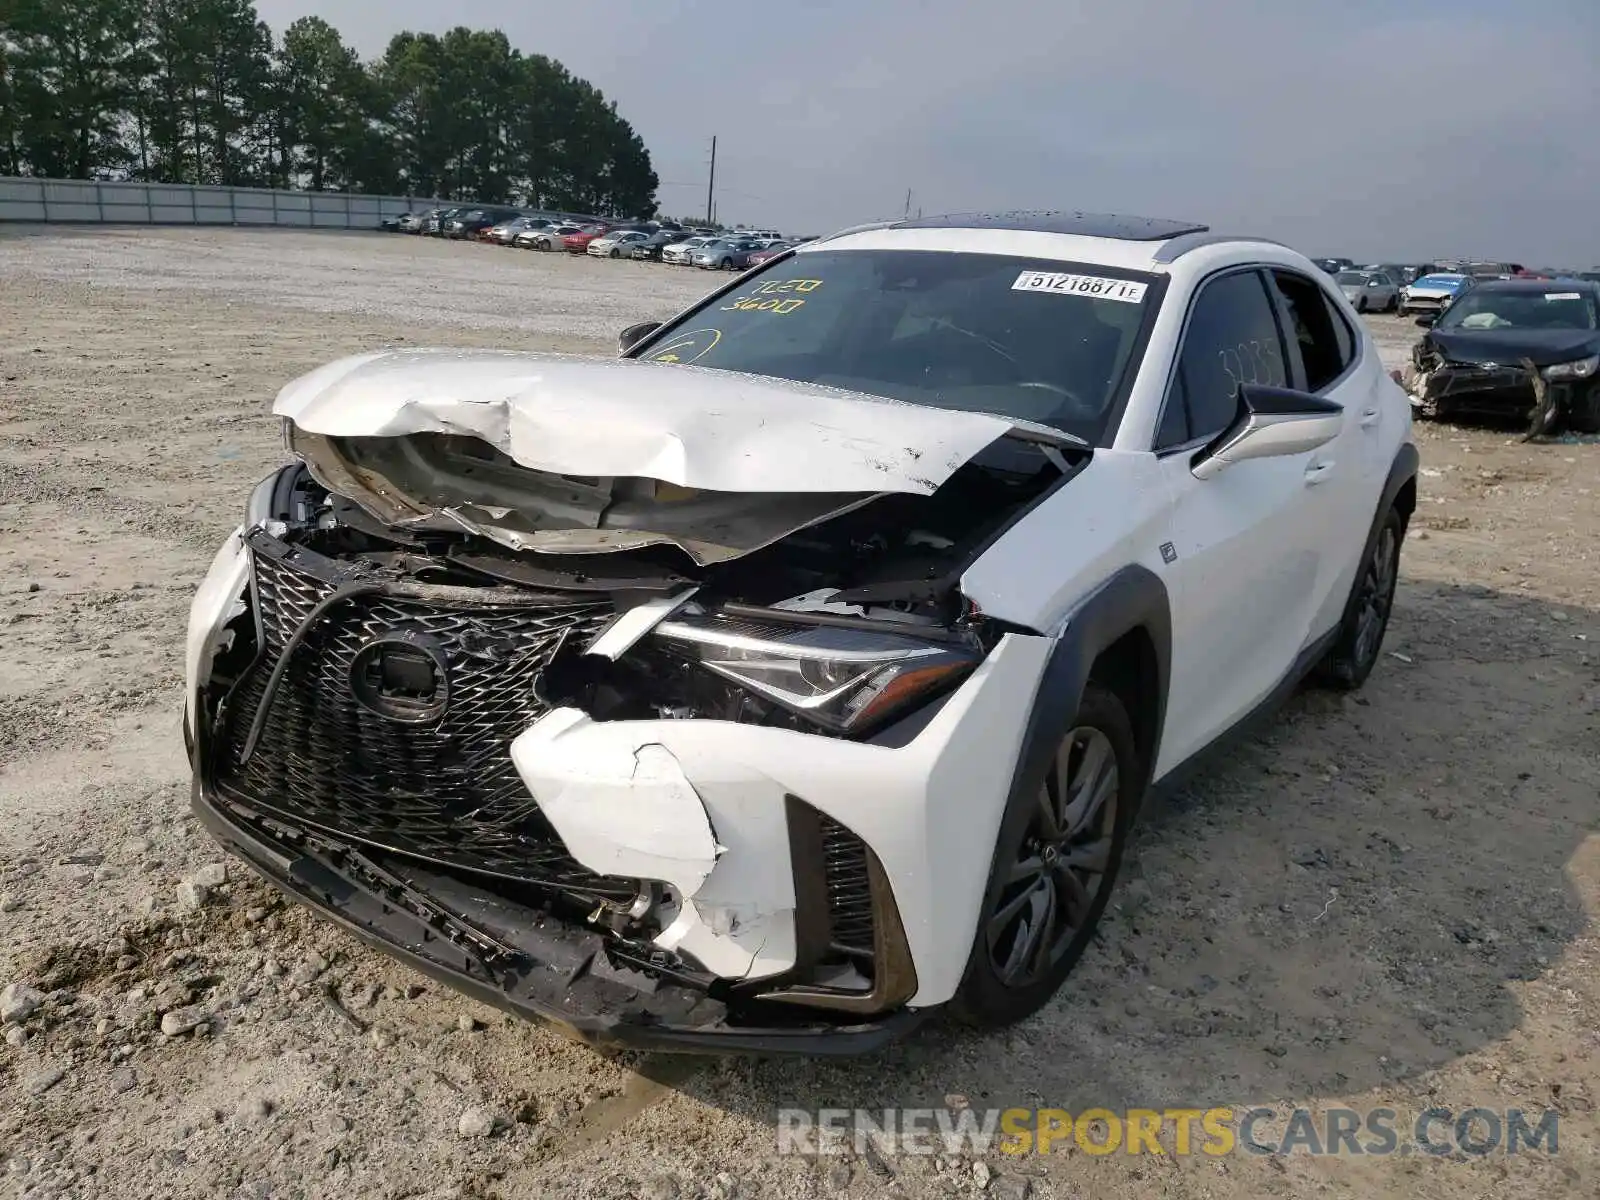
[0,0,659,216]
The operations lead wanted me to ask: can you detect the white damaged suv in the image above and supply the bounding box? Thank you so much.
[186,212,1417,1053]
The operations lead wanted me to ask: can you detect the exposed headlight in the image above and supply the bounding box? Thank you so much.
[653,615,979,733]
[1542,354,1599,380]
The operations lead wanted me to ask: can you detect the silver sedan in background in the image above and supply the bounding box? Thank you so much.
[487,216,550,246]
[1336,271,1400,313]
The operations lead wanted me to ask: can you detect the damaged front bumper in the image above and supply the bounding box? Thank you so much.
[186,499,1052,1053]
[190,779,926,1054]
[1408,361,1598,425]
[1409,361,1538,416]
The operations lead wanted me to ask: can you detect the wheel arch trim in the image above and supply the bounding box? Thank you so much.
[1012,565,1172,822]
[1333,441,1419,633]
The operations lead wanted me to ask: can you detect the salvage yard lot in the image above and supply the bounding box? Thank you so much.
[0,227,1596,1200]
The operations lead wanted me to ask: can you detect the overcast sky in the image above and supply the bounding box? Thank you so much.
[257,0,1600,265]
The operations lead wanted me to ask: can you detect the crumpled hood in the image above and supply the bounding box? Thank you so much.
[1427,328,1599,368]
[273,349,1026,565]
[275,348,1016,495]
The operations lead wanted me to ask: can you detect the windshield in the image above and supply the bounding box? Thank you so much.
[639,249,1160,442]
[1335,272,1367,285]
[1437,290,1598,331]
[1414,274,1464,290]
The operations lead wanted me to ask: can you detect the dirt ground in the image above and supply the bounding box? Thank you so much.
[0,228,1595,1200]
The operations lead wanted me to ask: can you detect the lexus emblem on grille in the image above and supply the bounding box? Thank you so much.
[349,630,451,724]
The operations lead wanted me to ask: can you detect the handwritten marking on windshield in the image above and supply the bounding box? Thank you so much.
[650,328,722,364]
[719,278,824,315]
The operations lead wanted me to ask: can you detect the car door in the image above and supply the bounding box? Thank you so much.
[1152,267,1336,774]
[1267,269,1386,637]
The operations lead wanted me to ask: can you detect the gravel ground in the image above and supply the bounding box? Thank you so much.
[0,228,1596,1200]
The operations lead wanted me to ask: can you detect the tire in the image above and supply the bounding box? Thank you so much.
[1317,504,1404,690]
[951,683,1141,1028]
[1569,389,1600,435]
[609,248,620,259]
[1355,296,1367,313]
[719,258,732,270]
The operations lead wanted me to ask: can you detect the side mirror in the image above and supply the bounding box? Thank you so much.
[618,321,662,355]
[1414,314,1436,328]
[1191,384,1343,481]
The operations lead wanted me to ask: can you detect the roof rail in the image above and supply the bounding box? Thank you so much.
[812,220,899,245]
[1152,231,1295,264]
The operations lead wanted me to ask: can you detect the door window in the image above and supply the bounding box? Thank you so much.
[1156,270,1286,449]
[1271,270,1354,392]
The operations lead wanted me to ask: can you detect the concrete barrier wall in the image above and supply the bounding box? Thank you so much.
[0,178,446,229]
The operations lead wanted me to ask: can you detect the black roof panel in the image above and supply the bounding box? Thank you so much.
[892,210,1209,241]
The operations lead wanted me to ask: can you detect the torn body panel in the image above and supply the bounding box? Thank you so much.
[277,349,1031,564]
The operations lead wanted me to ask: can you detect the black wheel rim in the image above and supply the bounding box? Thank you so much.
[987,726,1119,987]
[1354,524,1399,668]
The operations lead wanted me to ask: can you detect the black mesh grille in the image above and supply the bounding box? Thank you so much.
[819,814,875,955]
[213,541,629,896]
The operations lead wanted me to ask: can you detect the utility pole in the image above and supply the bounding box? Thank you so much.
[705,136,717,227]
[903,188,912,219]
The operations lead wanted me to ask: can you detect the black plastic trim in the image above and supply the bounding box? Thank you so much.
[1232,383,1345,416]
[1003,565,1173,823]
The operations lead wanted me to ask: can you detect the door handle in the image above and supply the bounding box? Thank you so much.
[1304,460,1336,484]
[1359,407,1381,428]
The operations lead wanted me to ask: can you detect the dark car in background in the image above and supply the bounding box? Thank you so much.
[627,229,690,261]
[1408,278,1600,433]
[444,207,523,239]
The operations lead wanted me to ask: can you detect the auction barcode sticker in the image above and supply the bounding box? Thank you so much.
[1012,271,1147,303]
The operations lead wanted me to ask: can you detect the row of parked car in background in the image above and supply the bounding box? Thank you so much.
[381,205,812,270]
[1310,256,1600,317]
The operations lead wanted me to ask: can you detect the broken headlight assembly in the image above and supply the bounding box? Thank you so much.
[1542,354,1599,380]
[652,615,979,734]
